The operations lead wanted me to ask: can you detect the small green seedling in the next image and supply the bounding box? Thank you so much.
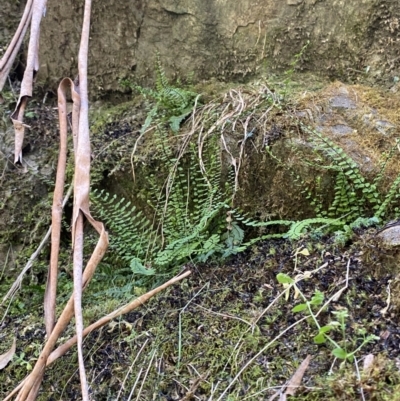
[277,273,379,363]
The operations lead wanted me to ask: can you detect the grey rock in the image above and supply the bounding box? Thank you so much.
[377,225,400,247]
[330,95,356,109]
[330,124,354,136]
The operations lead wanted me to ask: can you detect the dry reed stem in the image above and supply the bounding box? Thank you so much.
[10,0,47,163]
[0,0,33,90]
[47,270,191,364]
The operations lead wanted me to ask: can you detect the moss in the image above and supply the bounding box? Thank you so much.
[3,75,400,400]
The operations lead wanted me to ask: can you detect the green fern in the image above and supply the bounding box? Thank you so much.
[263,121,400,241]
[374,172,400,220]
[284,217,345,240]
[123,55,199,133]
[91,132,234,279]
[154,57,198,113]
[154,202,227,268]
[301,124,380,220]
[91,189,158,263]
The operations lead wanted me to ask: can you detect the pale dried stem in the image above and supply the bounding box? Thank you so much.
[44,77,78,337]
[0,0,33,90]
[47,271,191,364]
[116,339,150,401]
[11,0,47,163]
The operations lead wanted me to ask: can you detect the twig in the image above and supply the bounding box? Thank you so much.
[0,244,11,282]
[178,282,209,365]
[130,125,155,182]
[194,304,252,327]
[134,349,157,401]
[116,339,149,401]
[126,367,143,401]
[354,356,366,401]
[331,258,350,302]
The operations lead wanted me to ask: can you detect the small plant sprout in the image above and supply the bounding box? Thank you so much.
[293,246,310,272]
[277,273,379,363]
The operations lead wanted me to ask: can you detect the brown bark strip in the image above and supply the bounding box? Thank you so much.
[13,225,108,401]
[10,0,47,163]
[0,0,34,91]
[72,0,93,399]
[44,78,80,337]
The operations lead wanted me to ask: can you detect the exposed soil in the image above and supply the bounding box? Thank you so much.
[1,229,400,400]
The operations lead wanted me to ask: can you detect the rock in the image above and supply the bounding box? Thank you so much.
[329,124,354,136]
[330,87,356,109]
[377,224,400,247]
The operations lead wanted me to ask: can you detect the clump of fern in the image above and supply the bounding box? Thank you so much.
[306,124,400,222]
[273,123,400,240]
[121,55,200,133]
[262,119,400,242]
[90,189,159,276]
[148,133,233,270]
[91,130,232,284]
[300,124,380,220]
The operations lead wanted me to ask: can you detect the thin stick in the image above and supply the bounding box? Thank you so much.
[195,304,252,327]
[133,349,157,401]
[126,368,143,401]
[354,356,366,401]
[178,282,209,365]
[116,339,149,401]
[46,271,191,365]
[0,245,11,282]
[130,126,155,182]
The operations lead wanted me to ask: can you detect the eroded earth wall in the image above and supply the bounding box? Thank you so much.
[1,0,400,97]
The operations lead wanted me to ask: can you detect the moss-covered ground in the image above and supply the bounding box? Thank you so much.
[1,74,400,400]
[1,231,400,400]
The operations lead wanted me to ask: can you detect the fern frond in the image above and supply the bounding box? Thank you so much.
[285,217,345,240]
[91,189,158,263]
[374,172,400,219]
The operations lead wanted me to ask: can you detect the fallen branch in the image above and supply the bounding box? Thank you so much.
[5,270,190,401]
[47,270,191,364]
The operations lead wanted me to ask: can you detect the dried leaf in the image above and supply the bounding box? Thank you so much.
[0,1,33,90]
[10,0,47,163]
[298,248,310,256]
[363,354,375,372]
[45,78,80,338]
[285,355,311,396]
[268,355,311,401]
[0,338,16,370]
